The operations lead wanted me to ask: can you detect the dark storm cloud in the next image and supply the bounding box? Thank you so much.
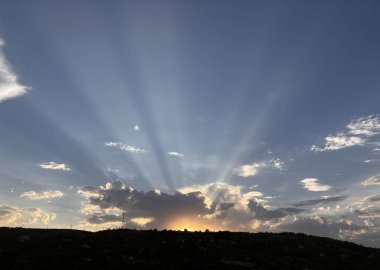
[292,195,347,207]
[80,181,306,229]
[248,200,305,220]
[80,181,210,228]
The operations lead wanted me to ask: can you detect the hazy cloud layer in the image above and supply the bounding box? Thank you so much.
[0,205,56,226]
[292,195,346,207]
[20,190,64,200]
[0,38,30,103]
[361,175,380,186]
[311,115,380,152]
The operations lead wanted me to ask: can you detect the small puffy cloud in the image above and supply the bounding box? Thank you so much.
[133,125,139,131]
[0,38,30,103]
[131,217,154,226]
[0,205,56,226]
[168,151,184,157]
[361,175,380,186]
[104,141,147,153]
[300,178,331,192]
[292,195,346,207]
[311,115,380,152]
[234,159,284,178]
[39,162,71,171]
[20,190,64,200]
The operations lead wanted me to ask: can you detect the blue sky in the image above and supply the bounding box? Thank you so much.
[1,1,380,247]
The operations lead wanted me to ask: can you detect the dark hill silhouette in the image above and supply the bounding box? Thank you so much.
[0,227,379,269]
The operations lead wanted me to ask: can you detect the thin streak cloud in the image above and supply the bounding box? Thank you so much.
[104,141,147,153]
[39,162,71,171]
[20,190,64,200]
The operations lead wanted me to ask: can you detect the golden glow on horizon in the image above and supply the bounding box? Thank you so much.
[167,216,220,232]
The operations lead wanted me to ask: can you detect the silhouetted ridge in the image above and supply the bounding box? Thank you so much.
[0,227,379,269]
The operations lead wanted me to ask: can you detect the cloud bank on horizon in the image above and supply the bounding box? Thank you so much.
[0,1,380,249]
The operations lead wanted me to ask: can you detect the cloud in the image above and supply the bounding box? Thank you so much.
[292,195,346,207]
[311,115,380,152]
[234,159,284,177]
[347,115,380,137]
[310,134,365,151]
[0,205,56,226]
[361,175,380,186]
[0,38,30,103]
[133,125,139,131]
[278,216,364,240]
[248,201,305,220]
[79,181,300,232]
[168,151,184,157]
[104,141,147,153]
[76,181,380,247]
[20,190,64,200]
[39,162,71,171]
[348,195,380,220]
[300,178,332,192]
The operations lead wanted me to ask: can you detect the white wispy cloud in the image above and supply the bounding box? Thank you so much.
[133,125,139,131]
[168,151,184,157]
[361,175,380,186]
[20,190,64,200]
[234,159,284,178]
[104,141,147,153]
[0,38,30,103]
[347,115,380,136]
[300,178,332,191]
[311,115,380,152]
[39,162,71,171]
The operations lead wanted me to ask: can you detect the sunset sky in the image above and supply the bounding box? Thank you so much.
[1,1,380,247]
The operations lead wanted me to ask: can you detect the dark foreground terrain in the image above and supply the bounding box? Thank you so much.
[0,228,379,269]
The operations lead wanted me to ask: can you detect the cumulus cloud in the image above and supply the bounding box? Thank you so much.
[78,181,302,232]
[39,162,71,171]
[300,178,332,192]
[0,205,56,226]
[311,115,380,152]
[20,190,64,200]
[168,151,184,157]
[104,142,147,153]
[0,38,30,103]
[234,159,284,177]
[361,175,380,186]
[292,195,346,207]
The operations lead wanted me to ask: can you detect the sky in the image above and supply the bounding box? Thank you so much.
[1,0,380,247]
